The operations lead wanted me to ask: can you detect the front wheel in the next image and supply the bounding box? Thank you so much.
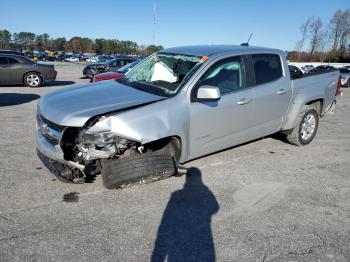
[24,72,42,87]
[285,105,319,146]
[101,152,177,189]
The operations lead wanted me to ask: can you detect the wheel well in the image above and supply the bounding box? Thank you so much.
[305,99,323,115]
[144,136,182,162]
[23,71,43,83]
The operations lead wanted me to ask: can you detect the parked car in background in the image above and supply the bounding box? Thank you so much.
[309,65,336,74]
[64,57,79,62]
[36,45,340,187]
[83,57,136,78]
[301,65,314,73]
[0,54,56,87]
[86,57,99,63]
[90,60,141,83]
[44,56,58,62]
[288,65,304,79]
[339,67,350,87]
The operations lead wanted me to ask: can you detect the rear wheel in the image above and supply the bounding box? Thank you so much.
[24,72,42,87]
[86,69,96,78]
[286,105,319,146]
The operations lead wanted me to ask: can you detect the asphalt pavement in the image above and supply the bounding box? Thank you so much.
[0,62,349,261]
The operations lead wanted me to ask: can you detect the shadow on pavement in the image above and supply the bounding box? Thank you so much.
[49,80,76,86]
[0,93,40,107]
[151,167,219,261]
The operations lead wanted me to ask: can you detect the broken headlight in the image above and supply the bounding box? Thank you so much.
[79,130,116,146]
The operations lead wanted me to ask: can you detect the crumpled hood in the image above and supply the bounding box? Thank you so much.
[38,80,165,127]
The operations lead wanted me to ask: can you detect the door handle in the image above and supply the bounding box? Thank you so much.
[277,89,287,95]
[237,98,250,105]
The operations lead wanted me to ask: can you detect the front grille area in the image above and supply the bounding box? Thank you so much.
[37,114,64,145]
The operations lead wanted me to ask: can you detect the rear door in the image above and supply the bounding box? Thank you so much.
[189,55,255,158]
[249,53,292,136]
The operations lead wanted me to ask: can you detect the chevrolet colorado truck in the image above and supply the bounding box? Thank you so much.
[36,45,340,188]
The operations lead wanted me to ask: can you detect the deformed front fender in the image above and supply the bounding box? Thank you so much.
[88,96,190,163]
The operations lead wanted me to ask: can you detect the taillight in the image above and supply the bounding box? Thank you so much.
[335,76,341,96]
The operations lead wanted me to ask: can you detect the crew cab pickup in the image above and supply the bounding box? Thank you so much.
[36,45,340,188]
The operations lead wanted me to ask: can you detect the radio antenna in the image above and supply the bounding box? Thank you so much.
[241,33,253,46]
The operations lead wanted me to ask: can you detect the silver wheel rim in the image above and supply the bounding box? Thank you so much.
[301,114,316,140]
[27,74,40,86]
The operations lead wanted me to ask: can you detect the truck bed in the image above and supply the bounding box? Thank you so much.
[291,70,339,113]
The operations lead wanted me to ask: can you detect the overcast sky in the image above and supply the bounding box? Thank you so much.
[1,0,349,50]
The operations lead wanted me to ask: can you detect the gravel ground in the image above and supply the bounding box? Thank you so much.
[0,62,349,262]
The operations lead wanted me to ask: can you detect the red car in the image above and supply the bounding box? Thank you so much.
[91,60,140,83]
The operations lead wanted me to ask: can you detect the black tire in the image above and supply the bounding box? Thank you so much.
[286,105,319,146]
[86,69,94,78]
[24,72,42,87]
[101,152,177,189]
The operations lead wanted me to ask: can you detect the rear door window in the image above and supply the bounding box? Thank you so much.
[0,57,8,65]
[8,58,19,64]
[252,54,282,85]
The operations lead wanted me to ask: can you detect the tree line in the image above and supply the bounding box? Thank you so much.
[0,30,163,56]
[289,9,350,62]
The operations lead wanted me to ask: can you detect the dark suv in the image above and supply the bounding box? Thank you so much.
[82,58,136,78]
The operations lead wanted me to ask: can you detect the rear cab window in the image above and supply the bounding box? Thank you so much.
[252,54,283,85]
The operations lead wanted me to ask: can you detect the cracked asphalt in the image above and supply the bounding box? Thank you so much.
[0,62,349,261]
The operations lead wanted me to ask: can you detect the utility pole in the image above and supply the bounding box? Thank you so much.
[153,0,156,44]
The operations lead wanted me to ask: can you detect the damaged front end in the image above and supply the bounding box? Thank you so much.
[37,113,142,183]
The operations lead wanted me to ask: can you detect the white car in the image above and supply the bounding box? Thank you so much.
[301,65,314,73]
[64,57,79,62]
[86,57,99,63]
[339,68,350,87]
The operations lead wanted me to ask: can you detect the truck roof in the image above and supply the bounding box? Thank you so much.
[161,45,283,57]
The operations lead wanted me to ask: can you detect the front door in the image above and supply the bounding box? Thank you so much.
[189,56,255,158]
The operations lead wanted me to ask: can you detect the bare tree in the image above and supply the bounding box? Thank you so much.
[295,18,312,61]
[309,17,323,56]
[329,9,350,50]
[339,10,350,47]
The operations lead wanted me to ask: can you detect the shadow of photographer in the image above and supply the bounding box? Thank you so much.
[151,167,219,261]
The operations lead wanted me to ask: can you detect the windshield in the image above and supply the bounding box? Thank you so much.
[121,52,202,97]
[117,60,140,73]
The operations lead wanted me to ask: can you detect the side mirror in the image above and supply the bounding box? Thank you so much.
[195,85,221,102]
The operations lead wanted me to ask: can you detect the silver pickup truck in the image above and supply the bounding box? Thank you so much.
[36,45,340,188]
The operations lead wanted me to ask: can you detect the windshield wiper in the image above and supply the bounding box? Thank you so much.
[138,81,172,95]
